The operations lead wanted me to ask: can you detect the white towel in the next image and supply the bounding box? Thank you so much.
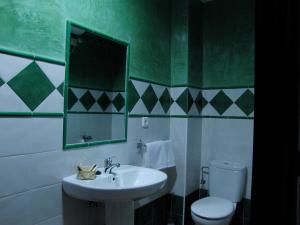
[164,140,175,168]
[144,140,175,169]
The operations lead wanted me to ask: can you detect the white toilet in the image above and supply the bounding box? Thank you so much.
[191,160,246,225]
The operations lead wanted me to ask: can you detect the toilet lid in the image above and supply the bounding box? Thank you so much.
[191,197,234,219]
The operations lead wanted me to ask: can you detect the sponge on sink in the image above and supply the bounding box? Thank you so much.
[77,164,97,180]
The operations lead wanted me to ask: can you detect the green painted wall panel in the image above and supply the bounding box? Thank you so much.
[0,0,171,85]
[171,0,189,86]
[188,0,203,88]
[202,0,254,88]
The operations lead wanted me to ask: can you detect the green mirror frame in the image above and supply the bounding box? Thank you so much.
[63,20,129,150]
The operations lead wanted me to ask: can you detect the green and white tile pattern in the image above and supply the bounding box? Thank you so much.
[202,88,254,118]
[0,53,64,113]
[128,78,254,118]
[128,79,171,115]
[68,87,125,113]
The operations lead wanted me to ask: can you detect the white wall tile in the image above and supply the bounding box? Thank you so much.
[186,118,202,195]
[151,102,165,114]
[0,117,63,157]
[170,102,186,115]
[89,90,102,100]
[151,83,165,98]
[0,151,73,198]
[201,118,254,199]
[89,102,102,112]
[129,99,148,114]
[0,184,62,225]
[34,91,63,113]
[70,101,86,112]
[36,61,65,87]
[0,84,31,112]
[0,53,32,82]
[188,88,200,100]
[30,185,62,224]
[0,117,33,157]
[131,80,148,96]
[170,118,187,196]
[222,104,245,117]
[201,104,219,116]
[71,88,85,99]
[188,104,199,115]
[171,87,186,100]
[127,117,170,143]
[202,89,219,102]
[223,89,245,102]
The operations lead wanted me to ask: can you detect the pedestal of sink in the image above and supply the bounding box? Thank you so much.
[105,201,134,225]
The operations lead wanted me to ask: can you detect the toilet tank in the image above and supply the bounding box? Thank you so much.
[208,160,246,202]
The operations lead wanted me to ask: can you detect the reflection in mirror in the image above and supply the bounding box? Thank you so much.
[64,23,128,148]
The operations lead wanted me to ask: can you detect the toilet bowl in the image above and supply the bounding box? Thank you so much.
[191,196,236,225]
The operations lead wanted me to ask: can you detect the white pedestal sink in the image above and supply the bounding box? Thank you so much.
[62,165,167,225]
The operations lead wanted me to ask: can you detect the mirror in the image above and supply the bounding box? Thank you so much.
[64,22,128,149]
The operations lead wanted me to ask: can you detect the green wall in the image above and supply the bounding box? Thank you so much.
[0,0,171,85]
[171,0,189,86]
[0,0,254,88]
[188,0,203,88]
[202,0,254,88]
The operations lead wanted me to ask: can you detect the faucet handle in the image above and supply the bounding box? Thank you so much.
[104,156,116,167]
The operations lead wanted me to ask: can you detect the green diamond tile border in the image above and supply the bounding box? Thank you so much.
[127,80,140,112]
[141,84,158,113]
[195,92,208,113]
[159,88,173,113]
[210,90,233,115]
[0,77,4,87]
[80,91,95,111]
[97,92,111,111]
[68,88,78,110]
[113,93,125,111]
[176,89,194,114]
[57,82,64,96]
[7,61,55,111]
[187,90,194,112]
[126,78,254,118]
[235,90,254,116]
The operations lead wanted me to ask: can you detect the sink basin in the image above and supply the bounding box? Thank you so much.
[62,165,168,202]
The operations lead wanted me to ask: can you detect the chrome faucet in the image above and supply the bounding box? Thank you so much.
[104,157,120,173]
[108,164,120,176]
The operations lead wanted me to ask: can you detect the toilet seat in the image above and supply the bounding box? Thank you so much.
[191,197,234,220]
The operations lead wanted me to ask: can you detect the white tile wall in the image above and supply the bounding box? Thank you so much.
[186,118,202,195]
[0,53,32,82]
[0,184,62,225]
[200,118,254,199]
[0,116,170,225]
[0,117,62,157]
[170,118,188,197]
